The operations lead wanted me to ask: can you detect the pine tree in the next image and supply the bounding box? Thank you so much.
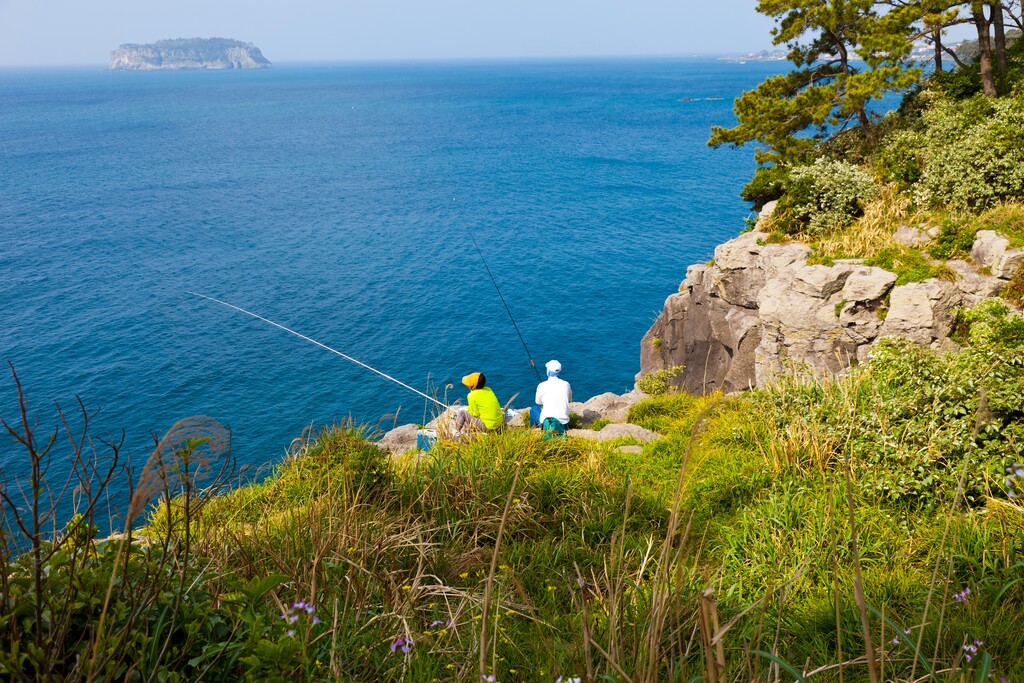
[709,0,921,164]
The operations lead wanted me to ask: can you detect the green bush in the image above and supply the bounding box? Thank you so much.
[775,158,879,235]
[741,165,790,210]
[914,92,1024,212]
[928,66,983,100]
[928,214,978,260]
[636,365,686,395]
[875,128,925,189]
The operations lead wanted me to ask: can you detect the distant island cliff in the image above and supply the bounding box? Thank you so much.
[110,38,271,70]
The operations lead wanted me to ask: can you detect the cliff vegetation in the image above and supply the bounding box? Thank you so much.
[3,3,1024,682]
[3,296,1024,680]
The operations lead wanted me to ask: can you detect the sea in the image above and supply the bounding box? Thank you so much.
[0,58,789,522]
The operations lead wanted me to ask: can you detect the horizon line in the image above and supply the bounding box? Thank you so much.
[0,50,783,69]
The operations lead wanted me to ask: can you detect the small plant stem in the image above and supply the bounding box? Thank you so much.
[478,465,521,680]
[844,453,878,683]
[830,493,845,683]
[575,562,595,682]
[834,374,879,683]
[699,588,722,683]
[588,637,635,683]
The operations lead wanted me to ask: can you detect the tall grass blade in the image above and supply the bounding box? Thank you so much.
[865,604,932,675]
[749,650,808,683]
[973,652,992,683]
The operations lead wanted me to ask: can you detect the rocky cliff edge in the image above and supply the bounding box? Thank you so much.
[639,206,1020,393]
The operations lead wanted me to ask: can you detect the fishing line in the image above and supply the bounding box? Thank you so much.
[188,291,448,408]
[466,232,543,383]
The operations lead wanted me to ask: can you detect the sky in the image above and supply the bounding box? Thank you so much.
[0,0,778,66]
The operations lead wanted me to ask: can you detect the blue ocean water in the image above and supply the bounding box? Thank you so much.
[1,58,787,503]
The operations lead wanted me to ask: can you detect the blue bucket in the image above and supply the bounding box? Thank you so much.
[416,429,437,451]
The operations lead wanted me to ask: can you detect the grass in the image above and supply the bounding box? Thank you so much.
[929,203,1024,261]
[5,307,1024,681]
[813,184,917,261]
[864,247,955,285]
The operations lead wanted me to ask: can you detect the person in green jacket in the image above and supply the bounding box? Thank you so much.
[455,371,505,433]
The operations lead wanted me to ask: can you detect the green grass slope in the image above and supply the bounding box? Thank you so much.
[4,300,1024,681]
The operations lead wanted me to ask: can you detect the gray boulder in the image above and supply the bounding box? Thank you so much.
[946,259,1005,305]
[878,280,960,345]
[572,389,649,424]
[683,263,708,289]
[755,200,778,230]
[377,424,421,455]
[755,268,858,385]
[712,232,812,308]
[893,225,931,247]
[972,230,1024,279]
[791,264,854,299]
[641,282,762,394]
[841,267,897,303]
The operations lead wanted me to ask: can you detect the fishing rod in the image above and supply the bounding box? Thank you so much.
[188,291,448,408]
[466,232,543,383]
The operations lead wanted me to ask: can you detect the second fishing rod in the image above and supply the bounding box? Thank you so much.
[466,230,543,383]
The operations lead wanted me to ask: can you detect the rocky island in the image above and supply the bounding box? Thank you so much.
[109,38,271,70]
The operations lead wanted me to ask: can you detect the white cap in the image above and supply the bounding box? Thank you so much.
[545,359,561,373]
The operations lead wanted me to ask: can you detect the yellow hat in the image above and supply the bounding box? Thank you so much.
[462,372,483,390]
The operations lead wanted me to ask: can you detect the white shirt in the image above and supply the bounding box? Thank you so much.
[535,376,572,425]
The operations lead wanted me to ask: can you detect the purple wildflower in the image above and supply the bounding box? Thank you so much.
[963,639,983,663]
[390,637,414,654]
[281,600,321,636]
[952,586,972,603]
[429,619,452,628]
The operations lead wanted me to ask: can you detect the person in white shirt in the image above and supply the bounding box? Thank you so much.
[531,359,572,428]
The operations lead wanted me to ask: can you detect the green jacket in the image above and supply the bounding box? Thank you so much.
[468,387,504,430]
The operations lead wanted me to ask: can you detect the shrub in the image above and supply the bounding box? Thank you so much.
[636,366,686,395]
[929,214,978,260]
[775,158,879,235]
[914,92,1024,212]
[740,165,790,210]
[875,129,925,189]
[928,66,983,100]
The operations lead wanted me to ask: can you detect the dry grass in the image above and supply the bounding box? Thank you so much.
[815,185,921,260]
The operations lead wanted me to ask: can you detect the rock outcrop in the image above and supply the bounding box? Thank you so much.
[376,388,656,455]
[110,38,271,70]
[639,228,1013,392]
[569,389,648,426]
